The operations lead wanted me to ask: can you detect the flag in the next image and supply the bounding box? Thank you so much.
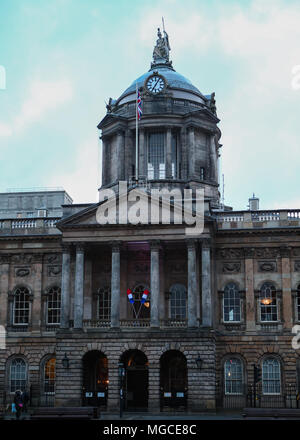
[137,89,142,121]
[127,288,134,304]
[141,289,149,304]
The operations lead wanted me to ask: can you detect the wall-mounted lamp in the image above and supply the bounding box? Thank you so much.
[62,353,70,369]
[195,354,202,369]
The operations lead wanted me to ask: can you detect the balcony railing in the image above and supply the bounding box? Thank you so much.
[215,209,300,229]
[160,319,187,328]
[83,319,111,328]
[0,217,61,235]
[120,319,150,328]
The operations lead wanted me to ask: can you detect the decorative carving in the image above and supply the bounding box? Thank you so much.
[280,246,291,258]
[244,248,255,258]
[15,267,30,277]
[0,254,10,264]
[217,248,243,259]
[294,261,300,272]
[255,248,280,258]
[32,253,43,264]
[258,261,277,272]
[46,253,62,263]
[48,266,61,277]
[222,262,241,274]
[11,254,32,264]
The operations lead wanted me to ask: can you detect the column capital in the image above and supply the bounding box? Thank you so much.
[150,240,161,251]
[201,238,212,249]
[61,243,72,253]
[110,240,122,252]
[186,238,198,250]
[75,243,85,253]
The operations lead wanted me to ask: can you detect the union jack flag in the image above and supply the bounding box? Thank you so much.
[137,89,143,121]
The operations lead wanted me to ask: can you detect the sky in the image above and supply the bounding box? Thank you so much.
[0,0,300,210]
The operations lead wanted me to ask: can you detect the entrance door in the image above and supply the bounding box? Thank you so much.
[160,350,187,410]
[82,351,108,407]
[122,350,148,410]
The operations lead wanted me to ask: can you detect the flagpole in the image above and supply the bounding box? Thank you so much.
[135,81,139,182]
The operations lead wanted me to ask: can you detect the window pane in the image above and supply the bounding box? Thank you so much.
[44,358,56,393]
[170,284,187,319]
[13,287,30,325]
[97,287,111,320]
[224,359,243,394]
[10,358,27,392]
[47,287,61,324]
[148,133,165,179]
[223,283,240,322]
[260,283,277,322]
[262,359,281,394]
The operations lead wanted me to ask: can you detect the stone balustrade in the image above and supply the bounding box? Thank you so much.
[215,209,300,229]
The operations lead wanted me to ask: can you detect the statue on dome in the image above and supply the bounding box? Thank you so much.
[152,25,171,63]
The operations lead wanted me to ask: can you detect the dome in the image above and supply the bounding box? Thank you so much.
[118,65,203,102]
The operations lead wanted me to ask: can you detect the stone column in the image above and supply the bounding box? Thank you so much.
[244,248,256,330]
[74,244,85,329]
[116,130,125,180]
[124,129,133,180]
[0,255,10,328]
[165,127,172,179]
[281,246,292,329]
[32,254,43,331]
[180,127,188,180]
[188,126,196,180]
[101,136,107,186]
[111,241,121,328]
[138,128,145,178]
[187,239,198,328]
[150,240,160,328]
[60,245,71,329]
[201,239,212,327]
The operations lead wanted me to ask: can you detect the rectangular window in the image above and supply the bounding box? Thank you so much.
[148,132,165,179]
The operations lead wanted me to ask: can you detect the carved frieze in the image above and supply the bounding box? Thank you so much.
[48,266,61,277]
[15,267,30,277]
[258,261,277,272]
[222,262,241,274]
[0,254,10,264]
[292,248,300,257]
[217,248,244,259]
[46,253,62,264]
[11,254,32,264]
[294,261,300,272]
[255,248,280,258]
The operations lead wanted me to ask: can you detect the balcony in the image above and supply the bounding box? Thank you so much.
[215,209,300,230]
[0,217,61,236]
[81,319,188,329]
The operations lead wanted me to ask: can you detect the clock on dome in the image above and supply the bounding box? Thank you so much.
[145,74,166,95]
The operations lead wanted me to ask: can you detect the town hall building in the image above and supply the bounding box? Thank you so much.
[0,28,300,413]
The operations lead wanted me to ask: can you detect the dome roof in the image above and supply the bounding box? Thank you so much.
[118,65,203,102]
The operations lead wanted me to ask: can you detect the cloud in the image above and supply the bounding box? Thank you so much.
[0,122,12,137]
[15,79,73,132]
[48,136,100,203]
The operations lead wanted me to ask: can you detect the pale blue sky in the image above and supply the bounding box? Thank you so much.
[0,0,300,210]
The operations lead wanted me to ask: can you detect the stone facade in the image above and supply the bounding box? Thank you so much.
[0,30,300,413]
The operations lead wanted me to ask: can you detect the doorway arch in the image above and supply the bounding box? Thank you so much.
[121,349,148,410]
[160,350,187,410]
[82,351,108,407]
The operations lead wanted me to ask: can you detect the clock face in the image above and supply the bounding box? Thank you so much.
[146,75,165,94]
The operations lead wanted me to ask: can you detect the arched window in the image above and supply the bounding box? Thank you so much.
[224,358,243,394]
[260,283,277,322]
[13,287,30,325]
[97,287,111,320]
[262,358,281,394]
[170,284,187,319]
[10,358,27,392]
[44,358,56,394]
[47,287,61,325]
[296,285,300,321]
[223,283,240,322]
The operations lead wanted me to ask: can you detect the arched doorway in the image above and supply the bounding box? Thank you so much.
[82,351,108,407]
[160,350,187,410]
[121,350,148,410]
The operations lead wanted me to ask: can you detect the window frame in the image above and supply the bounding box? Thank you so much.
[259,282,278,323]
[9,357,27,393]
[224,358,244,395]
[96,286,111,321]
[223,283,241,323]
[46,286,61,326]
[262,357,281,395]
[169,284,187,320]
[12,286,31,326]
